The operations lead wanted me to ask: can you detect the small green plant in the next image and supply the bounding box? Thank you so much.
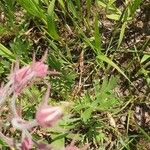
[72,76,120,147]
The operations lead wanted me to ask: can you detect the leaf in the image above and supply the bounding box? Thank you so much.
[97,54,131,83]
[51,133,66,149]
[0,43,15,60]
[81,108,93,123]
[117,22,127,49]
[87,0,92,11]
[47,0,55,16]
[106,14,120,21]
[67,0,78,18]
[0,25,6,34]
[0,139,5,145]
[138,125,150,141]
[75,0,81,12]
[48,54,62,70]
[94,15,101,53]
[97,1,107,8]
[17,0,46,20]
[130,0,142,15]
[0,43,26,64]
[107,76,118,90]
[93,77,119,111]
[58,0,65,10]
[141,54,150,63]
[47,0,59,40]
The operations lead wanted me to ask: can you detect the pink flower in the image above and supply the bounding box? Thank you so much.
[12,65,32,93]
[31,61,48,78]
[21,137,33,150]
[13,66,31,83]
[36,105,63,128]
[36,85,63,128]
[11,61,48,93]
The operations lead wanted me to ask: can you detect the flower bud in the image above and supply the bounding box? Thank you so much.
[11,65,33,93]
[13,66,31,83]
[36,105,63,128]
[21,137,33,150]
[31,61,48,78]
[11,61,48,93]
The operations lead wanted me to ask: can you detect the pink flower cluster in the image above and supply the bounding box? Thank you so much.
[0,53,88,150]
[0,53,59,149]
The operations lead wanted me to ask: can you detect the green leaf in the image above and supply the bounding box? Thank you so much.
[117,22,127,49]
[93,77,119,111]
[106,14,120,21]
[130,0,142,15]
[138,125,150,141]
[97,54,131,82]
[87,0,92,12]
[48,54,62,70]
[47,0,55,16]
[67,0,78,18]
[17,0,46,20]
[0,43,14,61]
[81,108,93,123]
[58,0,65,10]
[0,43,26,64]
[0,25,6,34]
[94,15,101,53]
[51,133,66,149]
[97,1,107,8]
[47,0,59,40]
[0,139,8,147]
[141,54,150,63]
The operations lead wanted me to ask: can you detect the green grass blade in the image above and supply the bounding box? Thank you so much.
[117,22,127,49]
[138,125,150,141]
[0,43,15,60]
[0,43,26,64]
[141,54,150,64]
[58,0,65,10]
[94,15,101,54]
[17,0,46,20]
[67,0,78,18]
[130,0,142,15]
[87,0,92,13]
[97,54,131,82]
[47,0,59,40]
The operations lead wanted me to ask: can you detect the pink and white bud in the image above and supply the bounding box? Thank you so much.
[11,66,33,93]
[31,61,48,78]
[36,105,63,128]
[13,66,31,83]
[36,84,63,128]
[21,137,33,150]
[11,59,48,93]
